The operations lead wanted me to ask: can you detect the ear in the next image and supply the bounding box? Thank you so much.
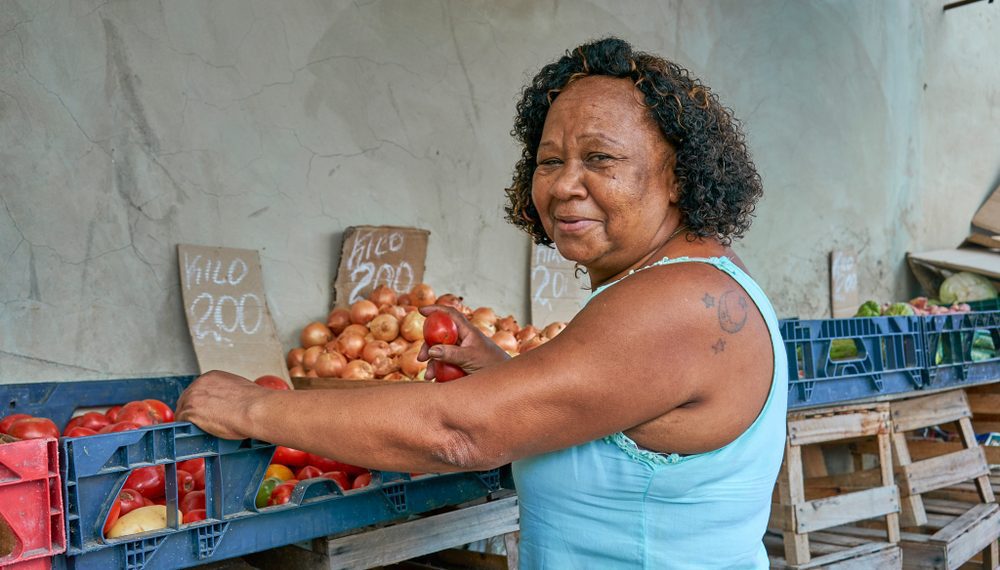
[662,148,680,204]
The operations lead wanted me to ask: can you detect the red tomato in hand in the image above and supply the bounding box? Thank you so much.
[183,509,207,524]
[320,471,350,490]
[254,375,291,390]
[64,426,98,438]
[295,465,322,480]
[105,406,123,423]
[176,469,195,500]
[142,399,174,423]
[180,490,206,513]
[272,446,308,467]
[352,472,372,489]
[103,498,121,537]
[423,312,459,345]
[306,454,367,476]
[267,480,299,506]
[117,402,158,427]
[428,360,466,383]
[0,414,32,434]
[8,417,59,440]
[98,422,141,434]
[124,465,166,499]
[116,489,146,517]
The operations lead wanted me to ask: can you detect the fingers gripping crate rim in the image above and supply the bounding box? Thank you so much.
[780,315,925,409]
[0,437,66,569]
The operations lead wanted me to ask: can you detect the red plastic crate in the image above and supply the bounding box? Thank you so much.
[0,438,65,570]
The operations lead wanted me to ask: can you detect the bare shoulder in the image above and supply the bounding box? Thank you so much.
[573,259,772,418]
[578,260,769,356]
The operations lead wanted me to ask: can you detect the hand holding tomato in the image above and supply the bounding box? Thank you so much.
[417,305,509,380]
[175,370,267,440]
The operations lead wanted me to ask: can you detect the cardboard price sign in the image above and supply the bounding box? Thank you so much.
[177,244,289,384]
[530,243,590,325]
[829,250,859,318]
[332,226,430,308]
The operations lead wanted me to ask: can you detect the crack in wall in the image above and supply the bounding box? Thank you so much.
[444,0,480,124]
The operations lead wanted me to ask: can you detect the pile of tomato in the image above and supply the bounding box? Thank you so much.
[0,397,175,441]
[0,375,378,539]
[256,448,372,508]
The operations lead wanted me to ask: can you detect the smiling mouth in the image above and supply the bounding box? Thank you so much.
[554,217,598,233]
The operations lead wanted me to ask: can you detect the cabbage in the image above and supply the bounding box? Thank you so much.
[854,300,881,317]
[939,272,998,304]
[884,302,915,316]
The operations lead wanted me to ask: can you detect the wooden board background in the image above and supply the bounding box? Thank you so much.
[830,250,859,318]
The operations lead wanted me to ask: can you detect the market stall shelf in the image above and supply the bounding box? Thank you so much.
[766,403,901,568]
[246,493,518,570]
[1,377,513,570]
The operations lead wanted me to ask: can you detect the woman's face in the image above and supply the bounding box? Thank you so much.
[531,75,681,285]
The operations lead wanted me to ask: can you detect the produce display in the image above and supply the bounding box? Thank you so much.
[0,377,372,540]
[938,271,997,305]
[287,283,567,381]
[853,298,971,317]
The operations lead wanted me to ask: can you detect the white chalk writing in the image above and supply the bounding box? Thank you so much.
[345,230,414,303]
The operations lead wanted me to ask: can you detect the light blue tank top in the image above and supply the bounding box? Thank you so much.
[512,256,788,569]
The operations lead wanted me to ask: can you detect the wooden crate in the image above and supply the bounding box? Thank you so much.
[767,403,902,568]
[836,390,1000,570]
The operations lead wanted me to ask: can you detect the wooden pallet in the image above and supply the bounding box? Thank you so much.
[839,390,1000,570]
[245,494,519,570]
[764,530,901,569]
[767,403,902,569]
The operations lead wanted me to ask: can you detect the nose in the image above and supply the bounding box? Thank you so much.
[549,161,587,201]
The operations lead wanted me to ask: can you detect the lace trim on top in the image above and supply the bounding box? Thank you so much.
[602,432,683,467]
[591,256,735,468]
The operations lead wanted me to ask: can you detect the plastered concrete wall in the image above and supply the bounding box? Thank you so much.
[1,0,998,382]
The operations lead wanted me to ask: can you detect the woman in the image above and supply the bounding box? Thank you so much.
[178,37,787,568]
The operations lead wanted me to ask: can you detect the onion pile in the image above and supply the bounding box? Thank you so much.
[287,282,568,381]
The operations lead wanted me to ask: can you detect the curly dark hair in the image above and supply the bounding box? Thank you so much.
[504,37,763,246]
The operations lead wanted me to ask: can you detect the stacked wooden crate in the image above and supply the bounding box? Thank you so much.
[767,389,1000,569]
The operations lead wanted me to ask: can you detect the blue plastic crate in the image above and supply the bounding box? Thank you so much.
[780,316,925,409]
[968,298,1000,312]
[919,310,1000,388]
[0,377,512,570]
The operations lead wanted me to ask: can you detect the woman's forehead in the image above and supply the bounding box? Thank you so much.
[553,75,644,111]
[544,76,663,143]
